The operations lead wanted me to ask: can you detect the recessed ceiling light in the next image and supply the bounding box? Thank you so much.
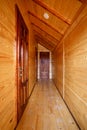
[43,13,49,19]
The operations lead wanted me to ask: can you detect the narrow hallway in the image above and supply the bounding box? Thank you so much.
[0,1,87,130]
[16,80,79,130]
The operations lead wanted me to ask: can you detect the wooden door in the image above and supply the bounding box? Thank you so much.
[40,52,49,79]
[16,6,29,122]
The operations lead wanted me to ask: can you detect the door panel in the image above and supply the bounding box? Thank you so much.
[40,52,49,79]
[16,6,29,122]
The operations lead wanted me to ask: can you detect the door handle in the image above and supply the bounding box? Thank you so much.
[22,79,28,86]
[25,79,29,84]
[20,73,23,77]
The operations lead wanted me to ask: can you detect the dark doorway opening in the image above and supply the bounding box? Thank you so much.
[40,52,49,79]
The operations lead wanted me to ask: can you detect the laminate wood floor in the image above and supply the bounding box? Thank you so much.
[16,80,79,130]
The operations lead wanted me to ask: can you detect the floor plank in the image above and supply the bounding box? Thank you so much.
[16,80,79,130]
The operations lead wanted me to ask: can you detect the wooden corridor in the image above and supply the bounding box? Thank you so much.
[16,80,79,130]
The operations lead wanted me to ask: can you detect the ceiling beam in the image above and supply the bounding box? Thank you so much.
[35,36,54,51]
[28,11,63,35]
[34,30,59,46]
[38,42,53,51]
[53,3,86,52]
[78,0,87,3]
[33,0,71,25]
[35,35,55,48]
[36,34,56,48]
[33,28,59,45]
[31,23,61,42]
[71,3,86,23]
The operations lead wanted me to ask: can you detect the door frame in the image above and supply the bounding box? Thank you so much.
[15,5,29,123]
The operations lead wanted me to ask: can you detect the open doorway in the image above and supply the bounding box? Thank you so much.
[37,44,52,80]
[16,5,29,122]
[40,52,49,79]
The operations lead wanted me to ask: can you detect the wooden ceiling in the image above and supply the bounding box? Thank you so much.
[26,0,86,51]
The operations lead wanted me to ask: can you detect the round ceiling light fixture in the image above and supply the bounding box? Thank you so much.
[43,13,49,19]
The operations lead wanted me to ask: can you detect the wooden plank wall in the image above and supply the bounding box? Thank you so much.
[29,31,37,94]
[52,43,63,97]
[0,0,37,130]
[52,5,87,130]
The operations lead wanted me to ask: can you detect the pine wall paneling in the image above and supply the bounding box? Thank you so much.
[53,5,87,130]
[0,1,36,130]
[64,13,87,130]
[53,43,64,97]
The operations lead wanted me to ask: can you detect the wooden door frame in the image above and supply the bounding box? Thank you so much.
[15,5,29,123]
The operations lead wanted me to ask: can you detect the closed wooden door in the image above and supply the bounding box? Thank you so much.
[40,52,49,79]
[16,6,29,122]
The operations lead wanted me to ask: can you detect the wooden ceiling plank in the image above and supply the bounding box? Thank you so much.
[36,35,56,48]
[28,11,63,35]
[31,23,60,42]
[30,15,63,40]
[35,36,54,51]
[35,35,55,48]
[32,0,71,25]
[33,28,59,45]
[53,2,87,51]
[34,30,57,46]
[78,0,87,3]
[72,3,86,23]
[39,42,53,51]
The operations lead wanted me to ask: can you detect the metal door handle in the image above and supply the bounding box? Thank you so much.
[20,73,23,77]
[22,79,28,86]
